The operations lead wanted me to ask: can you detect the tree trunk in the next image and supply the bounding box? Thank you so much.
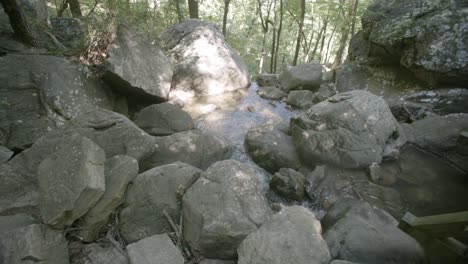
[310,18,327,62]
[269,0,276,73]
[318,21,328,62]
[188,0,198,18]
[222,0,231,36]
[332,2,353,69]
[292,0,305,66]
[324,26,336,64]
[175,0,184,22]
[350,0,359,38]
[1,0,36,46]
[273,0,283,73]
[68,0,82,18]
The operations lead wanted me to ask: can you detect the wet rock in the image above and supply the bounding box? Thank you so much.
[322,198,426,264]
[257,86,284,100]
[120,162,201,243]
[38,134,105,228]
[245,121,301,173]
[50,18,86,50]
[290,90,399,169]
[126,233,184,264]
[0,223,69,264]
[74,243,128,264]
[140,130,232,171]
[160,19,249,104]
[279,62,322,92]
[183,160,271,259]
[238,206,331,264]
[78,155,138,242]
[134,103,194,136]
[0,145,13,165]
[103,24,173,101]
[286,90,316,109]
[256,73,280,88]
[270,168,306,201]
[0,54,114,150]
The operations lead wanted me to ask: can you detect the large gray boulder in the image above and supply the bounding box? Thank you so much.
[360,0,468,85]
[73,243,128,264]
[0,223,69,264]
[38,134,105,228]
[160,20,249,104]
[256,73,280,88]
[126,233,184,264]
[50,17,86,50]
[103,24,173,101]
[78,155,139,242]
[270,168,306,201]
[245,121,301,173]
[290,90,400,168]
[140,130,232,171]
[286,90,316,109]
[119,162,201,243]
[134,103,194,136]
[0,54,114,150]
[322,198,426,264]
[183,160,271,259]
[279,62,322,92]
[238,206,331,264]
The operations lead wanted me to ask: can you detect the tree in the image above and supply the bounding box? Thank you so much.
[292,0,305,66]
[222,0,231,36]
[273,0,283,72]
[58,0,83,18]
[188,0,199,18]
[0,0,36,46]
[331,0,354,68]
[257,0,273,73]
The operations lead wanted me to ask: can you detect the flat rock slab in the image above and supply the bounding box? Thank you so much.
[126,233,184,264]
[134,103,194,136]
[257,86,285,100]
[286,90,316,109]
[75,243,128,264]
[279,62,322,92]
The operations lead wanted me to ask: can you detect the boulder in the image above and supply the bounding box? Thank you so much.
[0,54,114,150]
[290,90,400,168]
[256,73,280,87]
[74,243,128,264]
[322,198,426,264]
[270,168,306,201]
[183,160,271,259]
[126,233,184,264]
[103,24,173,101]
[119,162,201,243]
[245,121,301,173]
[238,206,331,264]
[78,155,139,242]
[160,19,249,104]
[286,90,316,109]
[50,17,86,50]
[0,213,38,233]
[0,223,69,264]
[38,134,106,228]
[134,103,194,136]
[257,86,285,100]
[361,0,468,85]
[200,260,235,264]
[279,62,322,92]
[0,145,13,165]
[140,130,232,171]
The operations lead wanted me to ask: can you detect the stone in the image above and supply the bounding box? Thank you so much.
[119,162,201,243]
[290,90,400,169]
[78,155,139,242]
[0,54,114,150]
[322,198,426,264]
[126,233,184,264]
[140,130,232,171]
[245,121,301,173]
[286,90,316,109]
[270,168,306,201]
[160,20,249,104]
[257,86,285,100]
[330,261,361,264]
[256,73,280,87]
[103,24,173,101]
[279,62,322,92]
[0,213,38,233]
[0,223,69,264]
[38,134,106,228]
[238,206,331,264]
[200,260,235,264]
[0,145,13,164]
[134,103,194,136]
[183,160,271,259]
[74,243,128,264]
[50,17,86,50]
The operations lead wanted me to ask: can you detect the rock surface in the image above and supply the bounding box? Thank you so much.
[160,19,249,104]
[140,130,232,171]
[257,86,285,100]
[183,160,271,259]
[279,62,322,92]
[78,155,139,242]
[74,243,128,264]
[290,90,399,168]
[245,121,301,173]
[322,198,426,264]
[256,73,280,88]
[0,145,13,165]
[38,134,105,228]
[286,90,316,109]
[238,206,331,264]
[134,103,194,136]
[126,233,184,264]
[103,24,173,101]
[270,168,306,201]
[50,17,86,50]
[120,162,201,243]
